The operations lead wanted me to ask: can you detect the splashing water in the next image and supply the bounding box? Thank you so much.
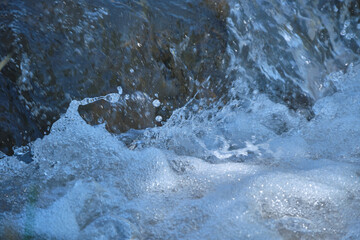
[1,0,360,239]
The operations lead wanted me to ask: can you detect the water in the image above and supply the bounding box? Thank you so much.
[1,0,360,239]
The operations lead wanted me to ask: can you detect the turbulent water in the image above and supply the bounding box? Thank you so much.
[1,0,360,239]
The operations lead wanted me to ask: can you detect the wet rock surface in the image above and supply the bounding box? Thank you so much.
[1,0,359,155]
[78,92,156,133]
[0,0,229,155]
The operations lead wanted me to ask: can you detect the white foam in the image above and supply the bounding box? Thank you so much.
[1,51,360,240]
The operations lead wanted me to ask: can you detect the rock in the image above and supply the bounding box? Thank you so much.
[0,0,230,155]
[78,92,156,133]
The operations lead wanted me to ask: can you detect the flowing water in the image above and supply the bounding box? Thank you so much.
[1,0,360,239]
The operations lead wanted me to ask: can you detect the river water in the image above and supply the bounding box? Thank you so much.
[1,0,360,239]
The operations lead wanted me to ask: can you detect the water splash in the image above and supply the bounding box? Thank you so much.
[1,0,360,239]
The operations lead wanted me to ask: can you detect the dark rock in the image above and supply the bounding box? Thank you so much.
[0,0,230,155]
[78,92,156,133]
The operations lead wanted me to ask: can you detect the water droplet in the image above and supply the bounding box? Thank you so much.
[344,20,351,28]
[152,99,161,107]
[155,115,163,122]
[117,86,123,95]
[129,68,134,73]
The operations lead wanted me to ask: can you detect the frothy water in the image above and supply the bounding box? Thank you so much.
[1,63,360,239]
[1,0,360,239]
